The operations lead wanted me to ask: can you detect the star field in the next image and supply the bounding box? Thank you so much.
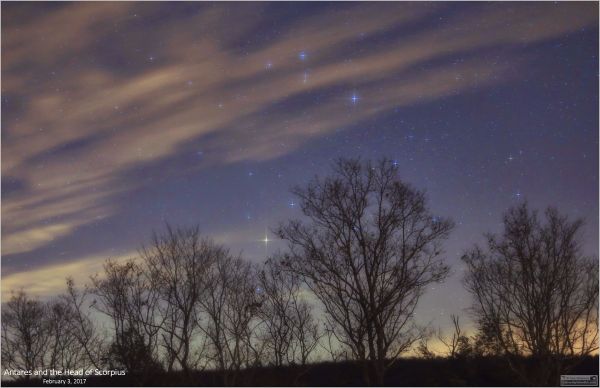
[1,2,598,331]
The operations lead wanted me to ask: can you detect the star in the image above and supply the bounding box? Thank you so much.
[265,61,273,70]
[261,231,271,255]
[299,51,307,61]
[351,92,359,104]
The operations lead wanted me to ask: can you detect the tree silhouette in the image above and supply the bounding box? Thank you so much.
[471,317,503,357]
[1,291,51,379]
[90,258,163,379]
[141,225,216,374]
[61,277,105,369]
[437,315,472,359]
[105,326,163,380]
[2,283,105,379]
[257,257,321,367]
[276,158,454,385]
[415,337,436,359]
[2,178,598,387]
[46,297,87,372]
[462,203,599,385]
[201,253,263,385]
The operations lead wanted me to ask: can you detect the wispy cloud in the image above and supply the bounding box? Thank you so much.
[1,250,137,301]
[2,2,596,282]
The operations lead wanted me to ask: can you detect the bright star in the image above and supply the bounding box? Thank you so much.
[259,226,275,245]
[351,93,359,104]
[299,51,307,60]
[261,231,272,255]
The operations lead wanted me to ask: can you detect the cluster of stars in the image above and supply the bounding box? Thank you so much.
[260,51,362,108]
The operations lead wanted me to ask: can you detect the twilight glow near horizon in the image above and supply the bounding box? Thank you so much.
[1,2,598,330]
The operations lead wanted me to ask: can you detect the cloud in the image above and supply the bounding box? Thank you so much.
[2,2,596,284]
[1,250,137,301]
[1,223,76,256]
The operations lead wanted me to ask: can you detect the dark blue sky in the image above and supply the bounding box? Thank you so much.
[2,2,598,330]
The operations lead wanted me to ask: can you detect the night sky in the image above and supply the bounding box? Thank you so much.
[2,2,598,332]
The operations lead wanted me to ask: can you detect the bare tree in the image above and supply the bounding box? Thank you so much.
[257,257,321,367]
[61,278,105,370]
[462,203,599,385]
[223,260,264,372]
[1,291,51,378]
[90,258,163,376]
[200,252,230,374]
[256,258,296,367]
[141,225,215,374]
[415,337,436,359]
[437,315,471,358]
[1,282,104,380]
[290,296,321,366]
[276,158,454,385]
[471,317,503,357]
[201,254,262,386]
[319,325,350,362]
[46,298,86,372]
